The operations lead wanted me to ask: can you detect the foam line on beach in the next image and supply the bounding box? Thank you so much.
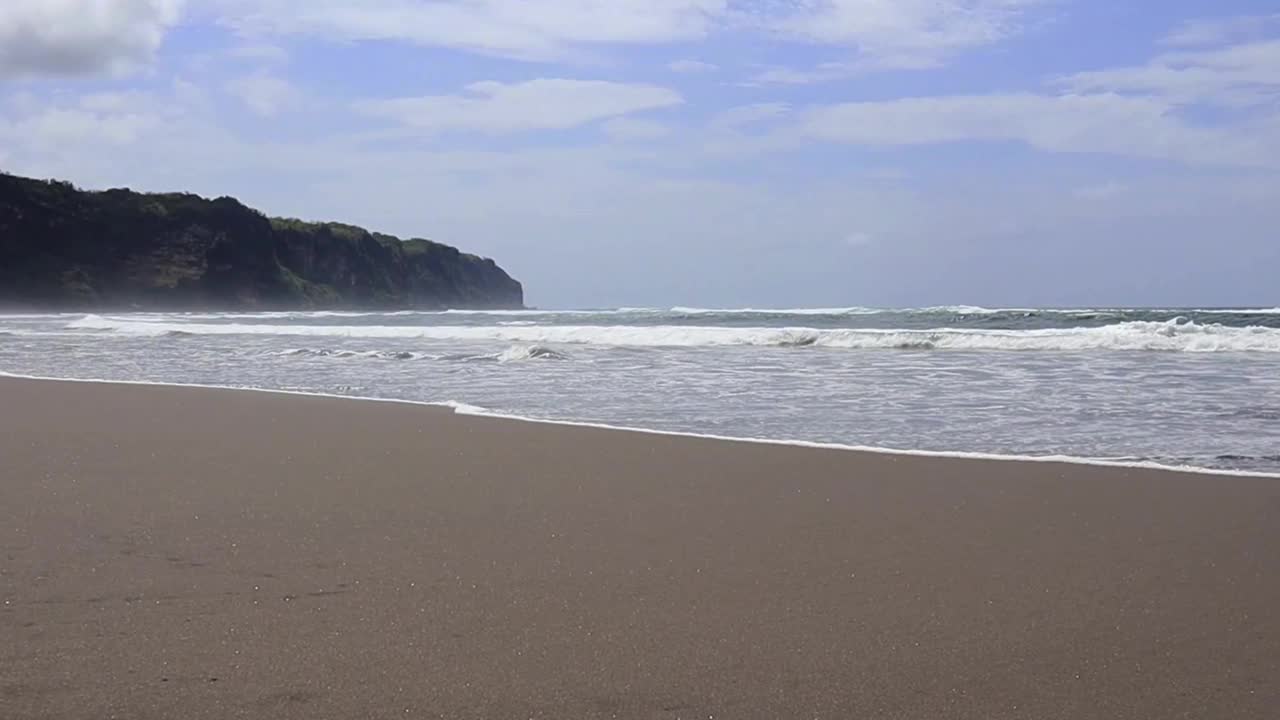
[4,370,1277,480]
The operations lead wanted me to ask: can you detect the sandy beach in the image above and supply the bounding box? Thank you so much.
[1,376,1277,719]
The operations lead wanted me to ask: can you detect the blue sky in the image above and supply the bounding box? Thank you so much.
[1,1,1278,308]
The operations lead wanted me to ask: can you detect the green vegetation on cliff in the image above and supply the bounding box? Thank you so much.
[0,173,524,310]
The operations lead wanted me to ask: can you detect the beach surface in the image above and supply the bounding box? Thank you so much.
[1,377,1277,719]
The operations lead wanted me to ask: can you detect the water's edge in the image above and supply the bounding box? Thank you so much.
[5,370,1276,480]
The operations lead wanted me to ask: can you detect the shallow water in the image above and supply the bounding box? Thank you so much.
[2,307,1279,473]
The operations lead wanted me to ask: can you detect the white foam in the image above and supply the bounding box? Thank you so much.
[672,306,1064,315]
[2,370,1275,479]
[36,306,1280,327]
[272,348,435,360]
[440,308,618,315]
[65,315,1280,353]
[437,399,493,415]
[493,344,569,362]
[917,305,1013,314]
[669,306,882,315]
[1206,308,1280,315]
[911,306,1280,315]
[271,344,566,363]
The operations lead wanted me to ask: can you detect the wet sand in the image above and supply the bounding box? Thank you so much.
[1,377,1277,719]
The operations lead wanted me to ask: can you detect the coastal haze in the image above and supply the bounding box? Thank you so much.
[4,306,1279,474]
[1,3,1278,308]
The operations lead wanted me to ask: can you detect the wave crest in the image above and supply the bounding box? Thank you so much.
[270,344,569,362]
[494,344,569,362]
[275,348,432,361]
[64,315,1280,353]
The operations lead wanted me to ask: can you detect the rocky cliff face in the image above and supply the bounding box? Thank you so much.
[0,173,523,310]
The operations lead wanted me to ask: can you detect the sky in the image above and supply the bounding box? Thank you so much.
[1,1,1278,308]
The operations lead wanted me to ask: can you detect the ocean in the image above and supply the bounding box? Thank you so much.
[2,307,1279,475]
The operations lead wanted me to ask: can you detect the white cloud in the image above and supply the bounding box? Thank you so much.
[747,62,854,85]
[1,108,158,147]
[668,58,719,73]
[216,0,726,60]
[0,90,179,152]
[225,43,289,63]
[0,0,182,78]
[1073,181,1127,199]
[601,117,672,141]
[710,102,791,129]
[78,90,158,114]
[752,0,1047,68]
[172,78,212,109]
[225,72,302,117]
[1162,14,1280,47]
[1058,39,1280,108]
[355,78,682,135]
[210,0,1045,74]
[799,93,1277,167]
[739,0,1051,83]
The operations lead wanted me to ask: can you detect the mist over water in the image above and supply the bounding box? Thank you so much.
[3,307,1279,473]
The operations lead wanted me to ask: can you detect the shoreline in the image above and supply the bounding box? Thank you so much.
[2,370,1276,479]
[3,376,1278,718]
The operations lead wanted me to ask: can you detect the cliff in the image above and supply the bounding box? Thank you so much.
[0,173,524,310]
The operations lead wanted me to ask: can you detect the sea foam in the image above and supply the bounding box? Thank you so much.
[64,314,1280,352]
[4,369,1276,479]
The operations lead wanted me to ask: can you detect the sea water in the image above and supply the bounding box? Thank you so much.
[2,307,1278,473]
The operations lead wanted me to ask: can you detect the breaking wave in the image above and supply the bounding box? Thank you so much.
[65,314,1280,352]
[669,306,882,316]
[492,344,570,362]
[271,344,568,363]
[274,348,436,361]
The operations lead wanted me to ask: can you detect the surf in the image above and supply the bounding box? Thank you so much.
[62,314,1280,353]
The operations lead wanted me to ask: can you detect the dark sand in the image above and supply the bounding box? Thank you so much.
[1,377,1277,719]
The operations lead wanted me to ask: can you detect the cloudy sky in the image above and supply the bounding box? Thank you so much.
[2,1,1278,308]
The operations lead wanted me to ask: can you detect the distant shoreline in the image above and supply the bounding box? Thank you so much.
[1,171,524,310]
